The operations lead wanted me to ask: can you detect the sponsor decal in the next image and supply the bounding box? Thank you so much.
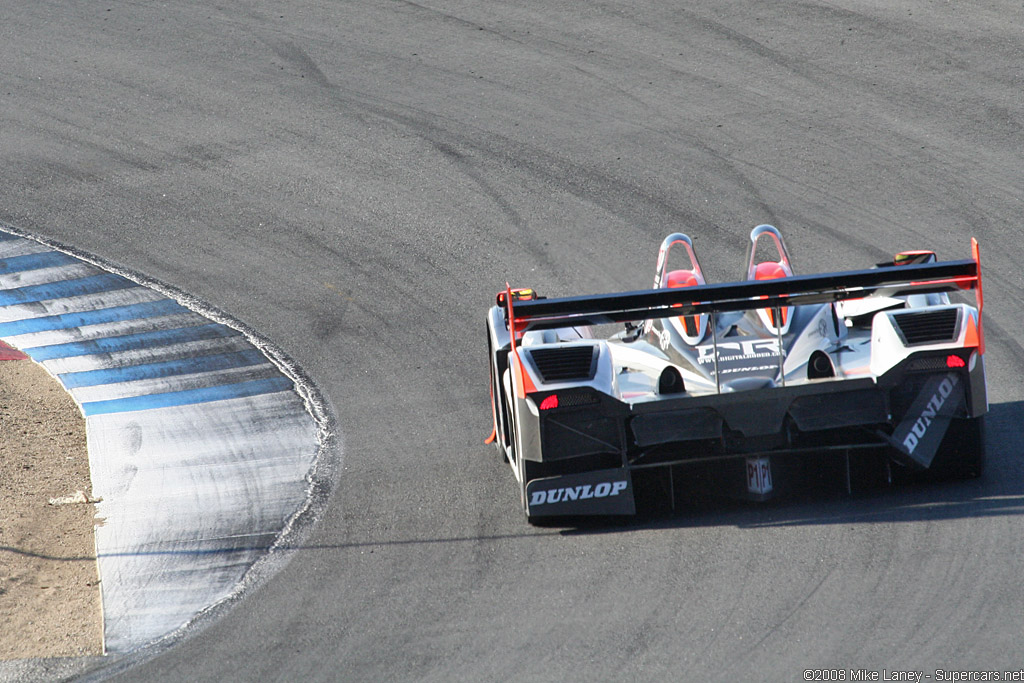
[716,364,779,376]
[529,480,628,507]
[902,374,959,454]
[658,327,671,351]
[653,245,668,288]
[696,339,784,365]
[746,456,773,495]
[526,468,636,517]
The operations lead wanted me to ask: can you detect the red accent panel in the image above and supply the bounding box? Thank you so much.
[0,341,27,361]
[909,276,977,289]
[972,238,985,354]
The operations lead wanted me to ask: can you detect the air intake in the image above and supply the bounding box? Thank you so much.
[527,346,597,382]
[892,308,960,345]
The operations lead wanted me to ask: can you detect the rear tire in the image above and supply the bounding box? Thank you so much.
[489,366,508,463]
[486,335,509,463]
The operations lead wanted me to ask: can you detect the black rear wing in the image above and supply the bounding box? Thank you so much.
[506,240,983,334]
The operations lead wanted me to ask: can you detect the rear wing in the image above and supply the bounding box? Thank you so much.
[505,239,983,338]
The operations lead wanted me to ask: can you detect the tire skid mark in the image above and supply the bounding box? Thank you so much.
[259,37,731,248]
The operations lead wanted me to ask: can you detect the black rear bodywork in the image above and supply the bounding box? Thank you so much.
[488,239,986,520]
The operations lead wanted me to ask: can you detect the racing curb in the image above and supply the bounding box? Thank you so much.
[0,223,337,661]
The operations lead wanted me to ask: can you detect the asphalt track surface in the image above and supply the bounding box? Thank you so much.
[2,1,1023,680]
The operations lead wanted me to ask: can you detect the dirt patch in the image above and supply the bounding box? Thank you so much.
[0,358,103,660]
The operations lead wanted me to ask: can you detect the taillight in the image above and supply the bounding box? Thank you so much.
[539,395,559,410]
[947,354,966,368]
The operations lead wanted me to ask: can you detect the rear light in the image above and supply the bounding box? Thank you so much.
[539,395,559,410]
[947,354,966,368]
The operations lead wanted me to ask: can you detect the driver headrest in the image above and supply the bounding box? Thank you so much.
[665,269,699,288]
[754,262,788,280]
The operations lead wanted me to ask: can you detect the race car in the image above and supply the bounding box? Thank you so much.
[485,225,986,522]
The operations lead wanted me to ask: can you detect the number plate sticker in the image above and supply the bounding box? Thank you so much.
[745,456,773,495]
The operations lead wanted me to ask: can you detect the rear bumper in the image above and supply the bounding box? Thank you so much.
[519,352,985,515]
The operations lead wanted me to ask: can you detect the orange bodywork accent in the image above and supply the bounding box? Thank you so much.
[972,238,984,353]
[486,373,498,444]
[963,314,981,350]
[505,284,537,399]
[909,275,977,290]
[511,349,537,399]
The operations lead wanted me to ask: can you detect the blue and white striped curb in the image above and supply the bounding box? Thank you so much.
[0,229,324,653]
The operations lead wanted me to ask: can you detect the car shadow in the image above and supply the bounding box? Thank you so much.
[560,398,1024,535]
